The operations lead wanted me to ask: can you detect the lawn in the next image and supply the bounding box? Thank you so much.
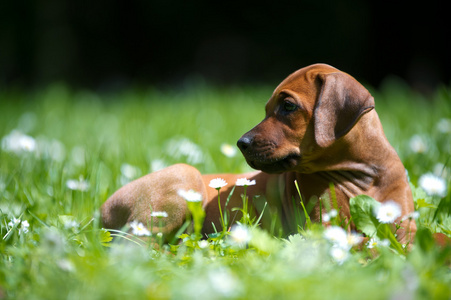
[1,78,450,299]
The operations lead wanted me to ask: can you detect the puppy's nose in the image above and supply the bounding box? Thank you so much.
[237,136,252,152]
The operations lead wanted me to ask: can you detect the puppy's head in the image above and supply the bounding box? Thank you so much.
[237,63,375,174]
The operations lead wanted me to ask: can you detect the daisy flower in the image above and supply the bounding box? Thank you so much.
[366,237,390,249]
[322,213,331,222]
[229,224,251,248]
[1,130,37,153]
[329,209,338,218]
[436,118,451,133]
[177,189,203,202]
[220,143,237,157]
[209,178,228,190]
[8,218,30,235]
[330,246,349,265]
[409,135,427,153]
[21,220,29,232]
[198,240,209,249]
[150,211,168,218]
[120,163,141,185]
[375,201,402,224]
[63,220,79,230]
[418,173,447,197]
[208,268,242,297]
[150,159,167,172]
[235,178,256,187]
[66,176,90,192]
[8,217,21,228]
[130,221,151,236]
[346,232,363,247]
[322,209,338,223]
[402,211,420,222]
[323,226,348,249]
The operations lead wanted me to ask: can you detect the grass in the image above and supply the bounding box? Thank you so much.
[0,78,450,299]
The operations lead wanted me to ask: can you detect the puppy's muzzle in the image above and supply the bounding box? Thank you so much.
[237,134,261,169]
[237,136,252,152]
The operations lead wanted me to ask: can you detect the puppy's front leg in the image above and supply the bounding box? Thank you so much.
[101,164,208,239]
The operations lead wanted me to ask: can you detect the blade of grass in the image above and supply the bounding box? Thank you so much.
[294,180,311,229]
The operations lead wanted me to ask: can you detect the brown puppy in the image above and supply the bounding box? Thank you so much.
[101,63,416,243]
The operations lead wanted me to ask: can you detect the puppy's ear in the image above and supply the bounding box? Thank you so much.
[314,72,375,148]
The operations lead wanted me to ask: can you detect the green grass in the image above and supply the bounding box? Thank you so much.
[0,79,450,299]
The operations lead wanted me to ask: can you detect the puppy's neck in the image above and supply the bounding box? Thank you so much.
[308,110,405,197]
[315,111,395,167]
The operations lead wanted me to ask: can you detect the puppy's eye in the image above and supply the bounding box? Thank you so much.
[282,100,297,112]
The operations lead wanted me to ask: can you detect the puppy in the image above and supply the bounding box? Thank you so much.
[101,63,417,243]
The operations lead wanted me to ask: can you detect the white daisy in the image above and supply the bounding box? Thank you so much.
[198,240,209,249]
[367,237,390,249]
[323,226,348,249]
[402,211,420,222]
[120,163,141,179]
[235,178,256,187]
[409,135,427,153]
[165,138,204,165]
[150,211,168,218]
[322,213,331,222]
[209,178,228,190]
[19,220,30,235]
[375,201,402,224]
[330,246,349,265]
[129,221,151,236]
[1,130,37,153]
[8,217,21,228]
[229,224,251,248]
[8,218,30,235]
[150,159,167,172]
[220,143,237,157]
[323,209,338,222]
[208,268,242,297]
[346,232,363,247]
[329,209,338,218]
[66,176,90,192]
[436,118,451,133]
[418,173,447,197]
[177,189,203,202]
[63,220,79,230]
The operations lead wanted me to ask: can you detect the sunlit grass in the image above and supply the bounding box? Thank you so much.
[0,80,450,299]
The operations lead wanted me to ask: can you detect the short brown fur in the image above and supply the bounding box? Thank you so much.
[101,64,417,243]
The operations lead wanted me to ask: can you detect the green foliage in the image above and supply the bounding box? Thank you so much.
[0,82,450,299]
[350,195,381,237]
[350,195,405,254]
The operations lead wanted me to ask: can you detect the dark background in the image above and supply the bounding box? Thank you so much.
[1,0,450,93]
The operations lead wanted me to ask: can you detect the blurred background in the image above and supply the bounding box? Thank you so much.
[1,0,450,93]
